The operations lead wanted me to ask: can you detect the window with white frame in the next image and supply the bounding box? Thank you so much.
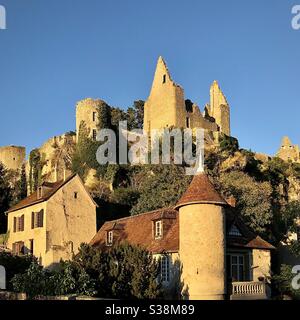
[160,255,170,282]
[230,254,245,282]
[154,220,163,239]
[107,231,113,246]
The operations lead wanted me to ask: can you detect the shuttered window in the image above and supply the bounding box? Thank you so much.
[31,210,44,228]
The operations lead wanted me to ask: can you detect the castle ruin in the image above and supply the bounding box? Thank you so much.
[144,56,231,139]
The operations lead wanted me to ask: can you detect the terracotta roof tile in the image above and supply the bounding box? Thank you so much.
[7,174,77,213]
[90,207,275,253]
[174,173,227,209]
[90,208,179,254]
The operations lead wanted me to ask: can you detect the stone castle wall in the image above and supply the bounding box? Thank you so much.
[0,146,25,171]
[144,57,230,140]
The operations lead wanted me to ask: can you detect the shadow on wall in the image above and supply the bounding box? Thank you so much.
[163,258,189,300]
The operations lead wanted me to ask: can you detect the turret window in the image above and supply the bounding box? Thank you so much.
[154,220,163,239]
[228,224,242,237]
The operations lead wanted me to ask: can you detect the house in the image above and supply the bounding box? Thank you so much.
[6,174,97,268]
[90,172,274,300]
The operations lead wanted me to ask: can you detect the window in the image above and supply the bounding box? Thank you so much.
[37,187,43,199]
[12,241,25,255]
[186,117,190,128]
[107,231,113,246]
[31,210,44,229]
[228,224,242,237]
[92,112,97,122]
[230,254,245,282]
[92,129,97,141]
[160,255,170,282]
[29,239,34,255]
[74,192,78,199]
[163,74,166,83]
[14,215,24,232]
[155,220,163,239]
[297,226,300,242]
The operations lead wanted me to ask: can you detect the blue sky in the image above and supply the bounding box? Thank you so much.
[0,0,299,156]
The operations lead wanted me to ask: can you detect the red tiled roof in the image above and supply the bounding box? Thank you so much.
[90,208,179,254]
[174,173,227,209]
[90,207,275,253]
[7,174,77,213]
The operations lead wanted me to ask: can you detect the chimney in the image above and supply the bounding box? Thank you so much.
[226,196,236,208]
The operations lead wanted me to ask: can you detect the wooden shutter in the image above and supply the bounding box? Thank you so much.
[38,210,44,227]
[31,212,35,229]
[21,215,25,231]
[13,217,17,232]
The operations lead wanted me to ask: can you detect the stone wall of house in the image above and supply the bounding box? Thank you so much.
[0,146,25,171]
[251,249,271,282]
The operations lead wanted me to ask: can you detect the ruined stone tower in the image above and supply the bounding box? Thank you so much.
[207,80,231,136]
[76,98,107,142]
[0,146,26,171]
[277,136,300,162]
[143,56,231,139]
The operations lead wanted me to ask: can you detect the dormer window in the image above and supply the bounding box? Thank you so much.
[155,220,163,239]
[37,187,43,199]
[228,224,242,237]
[107,231,113,246]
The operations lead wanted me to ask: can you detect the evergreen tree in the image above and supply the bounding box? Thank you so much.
[0,162,12,233]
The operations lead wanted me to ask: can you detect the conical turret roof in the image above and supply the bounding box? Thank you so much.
[174,173,227,209]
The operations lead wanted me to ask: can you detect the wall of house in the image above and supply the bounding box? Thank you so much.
[251,249,271,281]
[179,203,226,300]
[45,176,97,267]
[0,146,25,171]
[7,202,47,265]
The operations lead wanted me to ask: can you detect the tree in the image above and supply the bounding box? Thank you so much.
[127,100,144,130]
[14,164,27,204]
[29,149,42,193]
[97,102,112,130]
[74,243,162,299]
[219,171,273,234]
[0,162,12,233]
[131,164,192,215]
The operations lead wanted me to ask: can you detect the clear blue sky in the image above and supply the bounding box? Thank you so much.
[0,0,299,156]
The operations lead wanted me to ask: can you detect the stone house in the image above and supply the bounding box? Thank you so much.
[90,172,274,300]
[6,174,97,268]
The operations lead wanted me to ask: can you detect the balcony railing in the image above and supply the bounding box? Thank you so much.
[231,281,267,300]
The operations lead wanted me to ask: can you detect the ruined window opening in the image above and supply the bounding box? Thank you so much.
[163,74,166,84]
[93,112,97,122]
[92,129,97,141]
[74,192,78,199]
[186,117,190,128]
